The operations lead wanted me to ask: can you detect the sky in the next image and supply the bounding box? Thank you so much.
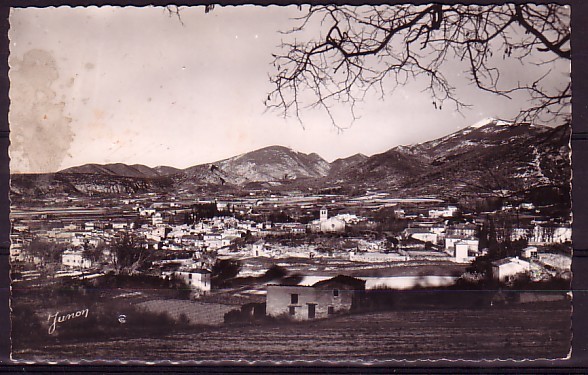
[8,5,570,173]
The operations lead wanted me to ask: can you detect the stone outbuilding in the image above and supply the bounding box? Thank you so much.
[266,275,365,320]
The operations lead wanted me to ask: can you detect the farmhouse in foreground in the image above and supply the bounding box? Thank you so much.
[266,275,365,320]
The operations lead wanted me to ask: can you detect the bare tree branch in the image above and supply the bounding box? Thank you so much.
[266,5,570,127]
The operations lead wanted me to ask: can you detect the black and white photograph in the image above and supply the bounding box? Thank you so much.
[8,4,572,363]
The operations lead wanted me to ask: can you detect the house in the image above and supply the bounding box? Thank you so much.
[251,240,269,257]
[402,227,438,244]
[445,237,479,263]
[492,257,531,282]
[522,246,538,259]
[152,212,164,226]
[430,223,447,235]
[266,275,365,320]
[172,268,212,295]
[428,206,458,218]
[139,208,156,217]
[62,249,92,269]
[454,242,472,263]
[147,226,168,242]
[280,223,307,234]
[112,222,128,230]
[446,223,477,238]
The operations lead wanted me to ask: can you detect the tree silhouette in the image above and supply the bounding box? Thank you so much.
[82,241,107,265]
[266,4,570,128]
[27,237,65,267]
[111,233,150,275]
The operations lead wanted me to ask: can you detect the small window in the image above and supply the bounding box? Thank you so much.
[189,274,192,279]
[291,293,299,304]
[333,289,339,297]
[289,306,296,316]
[328,306,335,315]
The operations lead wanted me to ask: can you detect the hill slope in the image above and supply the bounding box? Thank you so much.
[60,163,179,178]
[181,146,331,187]
[330,120,570,199]
[13,119,571,199]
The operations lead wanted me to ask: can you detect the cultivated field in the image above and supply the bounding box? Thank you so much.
[136,300,234,326]
[13,301,571,363]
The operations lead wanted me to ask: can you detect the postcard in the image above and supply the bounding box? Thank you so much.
[8,4,572,363]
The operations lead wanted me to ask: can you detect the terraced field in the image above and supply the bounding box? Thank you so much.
[14,302,571,363]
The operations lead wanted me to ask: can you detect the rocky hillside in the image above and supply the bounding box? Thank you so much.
[60,163,180,178]
[10,119,571,199]
[10,173,174,198]
[180,146,331,187]
[328,153,368,178]
[331,119,571,198]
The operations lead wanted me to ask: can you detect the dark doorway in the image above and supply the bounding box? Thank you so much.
[307,303,316,319]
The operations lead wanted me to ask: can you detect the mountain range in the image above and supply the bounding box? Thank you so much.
[10,118,571,201]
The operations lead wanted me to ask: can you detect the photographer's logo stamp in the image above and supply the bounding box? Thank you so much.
[47,309,89,334]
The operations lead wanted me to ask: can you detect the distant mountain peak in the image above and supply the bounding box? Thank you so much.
[470,117,514,128]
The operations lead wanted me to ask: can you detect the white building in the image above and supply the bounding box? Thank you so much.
[112,222,128,230]
[251,240,269,257]
[445,237,479,263]
[139,208,156,217]
[308,207,346,233]
[522,246,538,259]
[429,206,458,218]
[172,268,212,295]
[529,225,572,245]
[152,212,164,226]
[454,242,472,263]
[334,213,361,224]
[403,228,438,243]
[62,249,92,269]
[492,257,531,282]
[320,206,328,221]
[445,237,478,252]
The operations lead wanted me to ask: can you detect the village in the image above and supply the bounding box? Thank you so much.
[9,188,572,326]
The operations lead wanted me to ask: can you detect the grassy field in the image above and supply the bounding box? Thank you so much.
[242,256,467,277]
[136,299,234,326]
[13,301,571,363]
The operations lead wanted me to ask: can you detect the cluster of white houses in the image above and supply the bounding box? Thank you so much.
[10,206,363,263]
[400,214,571,264]
[11,197,572,298]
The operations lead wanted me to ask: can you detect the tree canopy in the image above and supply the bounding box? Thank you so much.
[266,4,570,128]
[111,233,151,275]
